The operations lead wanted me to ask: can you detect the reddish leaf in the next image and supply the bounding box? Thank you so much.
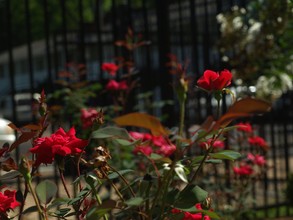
[7,123,20,131]
[215,98,271,129]
[23,124,41,131]
[1,158,18,171]
[113,112,169,136]
[9,132,36,152]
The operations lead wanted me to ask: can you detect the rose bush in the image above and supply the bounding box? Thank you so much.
[0,30,271,220]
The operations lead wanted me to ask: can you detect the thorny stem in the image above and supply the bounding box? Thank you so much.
[59,168,71,198]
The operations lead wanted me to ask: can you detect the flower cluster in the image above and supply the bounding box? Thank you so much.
[105,79,128,91]
[172,203,212,220]
[233,122,268,177]
[130,131,176,157]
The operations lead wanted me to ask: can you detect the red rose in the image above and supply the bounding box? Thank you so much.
[248,136,268,150]
[118,80,128,90]
[105,79,120,91]
[133,145,153,156]
[199,139,225,150]
[233,164,254,176]
[101,63,119,76]
[0,189,20,214]
[236,122,253,133]
[81,108,99,129]
[197,69,232,91]
[30,127,88,166]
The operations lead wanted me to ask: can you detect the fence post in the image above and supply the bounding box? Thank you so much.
[155,0,174,126]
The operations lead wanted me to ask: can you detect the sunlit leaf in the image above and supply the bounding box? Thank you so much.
[36,180,58,204]
[175,165,188,183]
[113,112,168,136]
[0,170,20,181]
[124,197,144,207]
[108,169,134,180]
[91,126,131,139]
[210,150,241,161]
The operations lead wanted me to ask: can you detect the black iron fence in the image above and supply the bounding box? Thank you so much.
[0,0,292,218]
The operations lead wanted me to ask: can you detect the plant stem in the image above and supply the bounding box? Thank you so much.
[102,170,124,202]
[59,168,71,198]
[108,164,136,197]
[27,180,45,220]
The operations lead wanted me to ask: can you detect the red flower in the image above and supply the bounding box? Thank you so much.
[247,153,266,166]
[133,145,153,156]
[118,80,128,90]
[152,135,176,157]
[236,122,253,133]
[199,139,225,150]
[248,136,269,150]
[197,69,232,91]
[233,164,254,176]
[129,131,152,141]
[30,127,88,166]
[81,108,99,129]
[171,203,211,220]
[0,189,20,214]
[105,80,129,91]
[106,79,120,91]
[101,63,119,76]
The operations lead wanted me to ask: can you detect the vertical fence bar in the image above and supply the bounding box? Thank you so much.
[43,0,53,89]
[24,0,35,123]
[95,0,104,81]
[60,0,69,67]
[177,0,185,61]
[203,0,212,117]
[155,0,174,126]
[78,0,86,81]
[141,0,152,92]
[270,112,280,217]
[6,0,20,190]
[127,0,133,29]
[111,0,119,59]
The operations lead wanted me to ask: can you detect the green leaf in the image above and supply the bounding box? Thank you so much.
[108,169,134,180]
[205,159,223,164]
[36,180,58,204]
[210,150,241,161]
[124,197,144,207]
[54,208,71,217]
[113,138,134,146]
[91,126,131,139]
[47,198,70,210]
[175,185,208,209]
[190,156,204,166]
[0,170,20,181]
[22,206,39,214]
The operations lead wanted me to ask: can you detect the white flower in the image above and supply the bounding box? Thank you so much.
[232,16,243,30]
